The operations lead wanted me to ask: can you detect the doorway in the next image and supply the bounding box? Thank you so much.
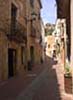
[30,46,34,63]
[8,48,16,78]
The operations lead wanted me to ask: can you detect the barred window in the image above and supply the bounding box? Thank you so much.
[30,0,34,8]
[11,3,17,33]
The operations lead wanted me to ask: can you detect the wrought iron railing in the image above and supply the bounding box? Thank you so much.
[7,20,27,43]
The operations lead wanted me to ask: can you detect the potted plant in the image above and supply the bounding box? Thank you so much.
[64,64,72,94]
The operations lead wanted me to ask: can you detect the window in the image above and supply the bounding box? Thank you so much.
[30,20,36,37]
[11,3,17,33]
[30,0,34,8]
[48,44,50,48]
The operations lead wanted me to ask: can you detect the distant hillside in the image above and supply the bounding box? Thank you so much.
[45,23,55,36]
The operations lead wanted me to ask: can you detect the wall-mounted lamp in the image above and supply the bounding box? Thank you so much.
[24,11,37,22]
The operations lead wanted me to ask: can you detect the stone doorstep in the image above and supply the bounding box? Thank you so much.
[61,91,73,98]
[27,74,37,77]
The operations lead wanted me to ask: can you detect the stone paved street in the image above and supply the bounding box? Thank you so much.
[0,57,73,100]
[17,57,73,100]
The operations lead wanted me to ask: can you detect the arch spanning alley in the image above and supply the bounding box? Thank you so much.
[56,0,71,61]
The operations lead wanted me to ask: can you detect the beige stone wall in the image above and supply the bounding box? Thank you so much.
[0,0,42,80]
[0,0,10,33]
[56,0,71,62]
[26,0,42,63]
[0,32,8,80]
[71,0,73,67]
[0,33,26,80]
[0,0,27,80]
[0,0,26,34]
[45,36,55,57]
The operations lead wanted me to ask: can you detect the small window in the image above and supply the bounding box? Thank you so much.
[62,23,64,27]
[11,3,17,33]
[48,44,50,48]
[30,0,34,8]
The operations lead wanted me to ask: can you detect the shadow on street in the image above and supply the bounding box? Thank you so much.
[32,55,62,100]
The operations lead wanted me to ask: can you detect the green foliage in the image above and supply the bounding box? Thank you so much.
[45,32,52,36]
[64,63,72,78]
[45,28,54,36]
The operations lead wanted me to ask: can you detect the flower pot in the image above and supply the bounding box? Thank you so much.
[64,75,72,94]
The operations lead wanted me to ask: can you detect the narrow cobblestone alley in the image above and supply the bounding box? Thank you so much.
[16,57,73,100]
[0,0,73,100]
[0,57,73,100]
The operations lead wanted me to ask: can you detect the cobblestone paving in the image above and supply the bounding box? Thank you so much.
[0,57,73,100]
[17,58,73,100]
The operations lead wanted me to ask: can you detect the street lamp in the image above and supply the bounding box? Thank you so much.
[31,11,37,19]
[25,11,37,37]
[24,11,37,23]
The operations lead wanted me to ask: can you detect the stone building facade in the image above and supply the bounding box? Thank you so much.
[41,19,45,62]
[56,0,73,69]
[0,0,42,81]
[26,0,42,64]
[71,0,73,67]
[56,0,71,62]
[0,0,27,80]
[45,36,55,57]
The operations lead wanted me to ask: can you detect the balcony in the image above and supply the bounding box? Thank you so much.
[7,21,27,43]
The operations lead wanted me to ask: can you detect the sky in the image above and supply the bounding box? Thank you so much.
[41,0,57,25]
